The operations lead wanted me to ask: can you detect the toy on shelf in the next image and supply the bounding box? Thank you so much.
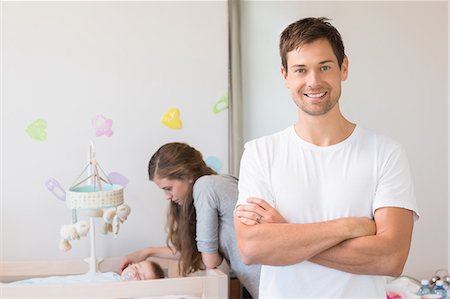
[59,142,131,274]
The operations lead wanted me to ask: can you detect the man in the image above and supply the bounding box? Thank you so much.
[234,17,418,298]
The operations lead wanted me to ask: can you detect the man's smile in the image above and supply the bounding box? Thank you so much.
[304,91,327,99]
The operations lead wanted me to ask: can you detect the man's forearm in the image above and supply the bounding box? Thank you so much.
[235,217,374,266]
[310,208,414,277]
[310,235,406,276]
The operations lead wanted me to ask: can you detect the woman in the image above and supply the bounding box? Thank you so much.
[119,142,260,298]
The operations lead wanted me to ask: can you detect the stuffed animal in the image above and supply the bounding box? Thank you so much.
[59,220,90,252]
[59,204,131,251]
[100,204,131,237]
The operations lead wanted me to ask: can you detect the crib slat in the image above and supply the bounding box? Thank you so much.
[0,258,228,298]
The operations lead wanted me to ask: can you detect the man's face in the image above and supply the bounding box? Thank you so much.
[282,38,348,116]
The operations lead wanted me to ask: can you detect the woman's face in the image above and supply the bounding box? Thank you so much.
[153,177,192,205]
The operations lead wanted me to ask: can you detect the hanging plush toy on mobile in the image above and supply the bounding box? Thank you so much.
[59,142,131,274]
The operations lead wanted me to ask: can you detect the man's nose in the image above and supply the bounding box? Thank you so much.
[306,70,320,87]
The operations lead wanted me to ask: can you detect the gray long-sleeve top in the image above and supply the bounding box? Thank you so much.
[193,174,260,298]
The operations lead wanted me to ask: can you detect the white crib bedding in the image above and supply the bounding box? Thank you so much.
[8,271,122,285]
[0,257,228,299]
[1,279,205,299]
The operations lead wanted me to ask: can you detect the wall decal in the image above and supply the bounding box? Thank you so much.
[161,108,182,129]
[92,115,113,137]
[26,119,48,141]
[212,93,228,114]
[108,172,129,188]
[45,177,66,201]
[205,156,222,172]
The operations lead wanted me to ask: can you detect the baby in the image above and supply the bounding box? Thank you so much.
[9,260,164,285]
[121,260,165,281]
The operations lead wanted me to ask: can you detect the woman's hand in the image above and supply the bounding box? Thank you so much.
[119,249,148,272]
[119,247,179,272]
[201,252,223,269]
[235,197,287,225]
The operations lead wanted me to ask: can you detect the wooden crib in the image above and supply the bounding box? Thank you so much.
[0,257,228,298]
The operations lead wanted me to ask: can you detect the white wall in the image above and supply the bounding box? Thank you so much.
[1,2,228,261]
[240,1,448,279]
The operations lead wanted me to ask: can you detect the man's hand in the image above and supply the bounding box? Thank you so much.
[235,197,287,225]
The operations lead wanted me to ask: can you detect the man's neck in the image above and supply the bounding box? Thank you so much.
[294,108,355,147]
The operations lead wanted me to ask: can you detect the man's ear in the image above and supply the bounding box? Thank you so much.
[281,65,287,79]
[281,65,289,88]
[341,55,349,81]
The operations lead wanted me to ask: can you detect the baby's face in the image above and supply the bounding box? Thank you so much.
[121,261,157,281]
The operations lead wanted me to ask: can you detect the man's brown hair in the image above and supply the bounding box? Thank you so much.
[280,17,345,73]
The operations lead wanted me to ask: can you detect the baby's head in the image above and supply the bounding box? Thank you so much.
[121,260,165,281]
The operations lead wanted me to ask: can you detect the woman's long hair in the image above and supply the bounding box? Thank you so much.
[148,142,216,276]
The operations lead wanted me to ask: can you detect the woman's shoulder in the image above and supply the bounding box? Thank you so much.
[193,175,238,209]
[195,174,238,187]
[193,174,238,200]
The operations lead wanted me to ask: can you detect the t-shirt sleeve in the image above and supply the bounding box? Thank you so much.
[193,177,220,253]
[236,141,276,208]
[373,145,419,219]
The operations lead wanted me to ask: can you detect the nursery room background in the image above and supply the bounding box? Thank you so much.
[2,1,229,264]
[1,0,449,283]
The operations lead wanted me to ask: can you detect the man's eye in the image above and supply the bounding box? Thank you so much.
[294,69,306,73]
[320,65,330,71]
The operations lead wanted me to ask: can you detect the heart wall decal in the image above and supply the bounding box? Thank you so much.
[161,107,182,130]
[26,119,48,141]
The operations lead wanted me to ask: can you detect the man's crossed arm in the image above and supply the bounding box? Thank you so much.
[234,198,414,277]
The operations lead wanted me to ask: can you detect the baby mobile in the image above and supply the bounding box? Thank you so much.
[59,142,131,274]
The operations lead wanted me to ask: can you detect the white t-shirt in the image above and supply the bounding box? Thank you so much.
[237,125,419,298]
